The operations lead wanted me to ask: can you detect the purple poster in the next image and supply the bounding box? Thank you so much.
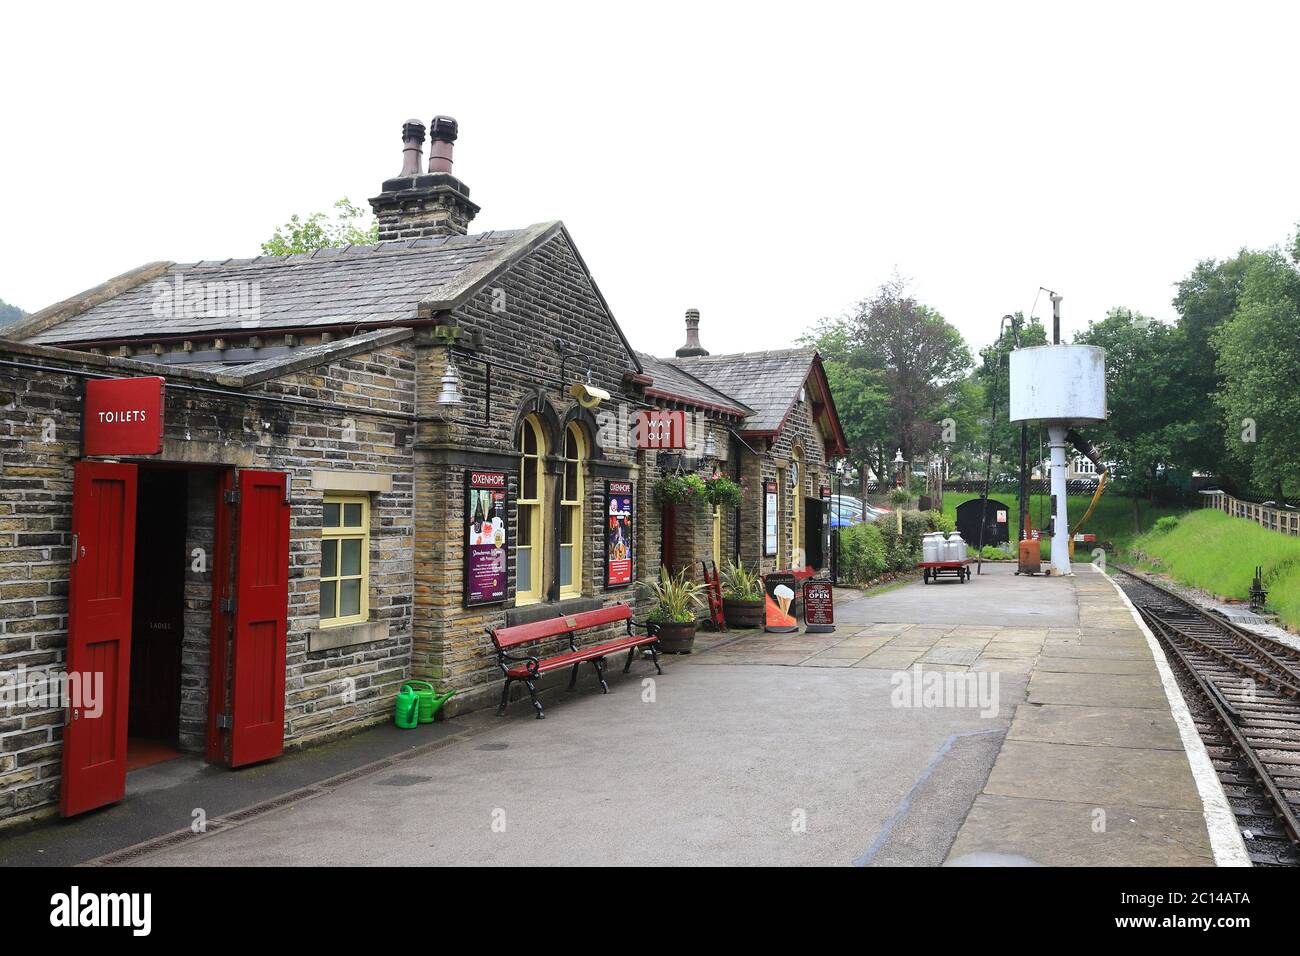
[465,470,508,606]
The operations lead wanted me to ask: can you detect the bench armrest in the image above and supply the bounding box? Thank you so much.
[497,651,541,678]
[630,619,660,638]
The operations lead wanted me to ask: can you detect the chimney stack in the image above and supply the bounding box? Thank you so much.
[675,308,709,357]
[369,115,480,241]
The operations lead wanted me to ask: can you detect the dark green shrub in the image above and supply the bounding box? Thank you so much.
[839,522,888,583]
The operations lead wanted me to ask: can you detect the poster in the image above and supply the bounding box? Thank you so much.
[465,470,508,606]
[763,479,778,556]
[606,479,634,587]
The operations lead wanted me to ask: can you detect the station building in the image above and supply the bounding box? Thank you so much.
[0,116,846,825]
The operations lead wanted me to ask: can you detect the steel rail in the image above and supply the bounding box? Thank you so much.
[1141,610,1300,848]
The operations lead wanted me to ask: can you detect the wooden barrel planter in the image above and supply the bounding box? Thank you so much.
[723,597,764,629]
[655,622,697,654]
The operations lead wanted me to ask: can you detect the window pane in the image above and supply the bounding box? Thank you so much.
[523,422,537,456]
[323,502,340,527]
[523,461,537,500]
[341,538,362,576]
[559,544,573,588]
[564,462,577,499]
[344,502,363,527]
[566,428,578,460]
[560,505,574,545]
[321,580,337,619]
[322,539,338,578]
[518,505,532,546]
[517,546,532,592]
[340,578,361,617]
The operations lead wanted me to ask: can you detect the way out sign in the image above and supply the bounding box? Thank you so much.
[803,580,835,633]
[82,376,165,456]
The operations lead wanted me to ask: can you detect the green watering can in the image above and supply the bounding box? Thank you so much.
[394,684,420,729]
[403,680,457,724]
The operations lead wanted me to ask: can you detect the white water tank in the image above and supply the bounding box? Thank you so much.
[1008,345,1107,424]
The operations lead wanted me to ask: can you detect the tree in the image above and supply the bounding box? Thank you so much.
[1211,249,1300,502]
[1172,249,1271,487]
[801,315,890,496]
[964,313,1049,479]
[1074,308,1200,530]
[260,198,378,256]
[848,278,973,466]
[0,298,24,326]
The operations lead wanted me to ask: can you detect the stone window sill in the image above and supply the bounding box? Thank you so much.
[308,619,390,653]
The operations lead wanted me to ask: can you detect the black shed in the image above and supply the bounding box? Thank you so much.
[955,497,1010,548]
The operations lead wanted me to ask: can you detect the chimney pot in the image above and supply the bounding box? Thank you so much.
[675,308,709,357]
[399,119,426,176]
[428,115,459,174]
[370,114,479,240]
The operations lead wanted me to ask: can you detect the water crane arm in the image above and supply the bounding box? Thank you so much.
[1064,428,1108,554]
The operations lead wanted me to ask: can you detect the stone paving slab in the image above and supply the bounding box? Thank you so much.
[1009,703,1184,750]
[983,739,1204,810]
[947,794,1214,867]
[1026,670,1170,709]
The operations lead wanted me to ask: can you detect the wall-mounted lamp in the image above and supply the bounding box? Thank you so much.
[433,359,464,422]
[569,379,610,409]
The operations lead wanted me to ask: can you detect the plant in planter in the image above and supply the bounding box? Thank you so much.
[639,565,705,653]
[720,559,764,628]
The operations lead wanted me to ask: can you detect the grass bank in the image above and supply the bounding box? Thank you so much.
[1128,509,1300,628]
[938,491,1183,559]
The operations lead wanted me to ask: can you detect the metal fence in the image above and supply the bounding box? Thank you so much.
[1201,490,1300,536]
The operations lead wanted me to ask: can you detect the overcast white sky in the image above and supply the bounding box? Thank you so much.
[3,1,1299,357]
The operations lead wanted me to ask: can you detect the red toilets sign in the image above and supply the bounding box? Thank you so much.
[82,377,165,456]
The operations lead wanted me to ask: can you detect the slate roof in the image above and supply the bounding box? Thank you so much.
[634,352,751,417]
[19,225,555,346]
[670,348,817,433]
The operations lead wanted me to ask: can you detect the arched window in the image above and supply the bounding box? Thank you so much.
[790,447,803,568]
[516,415,546,605]
[558,423,586,597]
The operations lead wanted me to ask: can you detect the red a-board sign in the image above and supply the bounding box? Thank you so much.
[803,580,835,633]
[83,377,165,456]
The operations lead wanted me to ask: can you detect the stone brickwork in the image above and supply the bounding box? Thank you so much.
[0,335,416,823]
[409,231,644,715]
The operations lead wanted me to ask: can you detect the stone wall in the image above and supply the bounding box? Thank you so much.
[0,335,417,823]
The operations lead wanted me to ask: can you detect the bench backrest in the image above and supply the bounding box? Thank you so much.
[490,603,633,651]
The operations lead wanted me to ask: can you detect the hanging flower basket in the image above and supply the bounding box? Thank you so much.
[654,473,708,506]
[704,475,742,510]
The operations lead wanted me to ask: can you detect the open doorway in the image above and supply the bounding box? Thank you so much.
[126,468,188,770]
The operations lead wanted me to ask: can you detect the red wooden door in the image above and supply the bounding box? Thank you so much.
[60,461,137,817]
[229,470,291,767]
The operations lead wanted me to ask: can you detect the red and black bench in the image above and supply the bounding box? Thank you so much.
[487,604,662,719]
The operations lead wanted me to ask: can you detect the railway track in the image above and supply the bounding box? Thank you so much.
[1113,566,1300,867]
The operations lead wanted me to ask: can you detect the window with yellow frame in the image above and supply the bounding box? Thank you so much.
[321,494,370,627]
[558,422,586,597]
[516,416,545,605]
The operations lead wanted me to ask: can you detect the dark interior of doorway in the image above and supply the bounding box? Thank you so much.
[126,467,187,772]
[804,497,824,570]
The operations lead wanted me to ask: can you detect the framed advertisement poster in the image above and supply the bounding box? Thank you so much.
[605,479,634,588]
[464,470,508,607]
[763,479,778,557]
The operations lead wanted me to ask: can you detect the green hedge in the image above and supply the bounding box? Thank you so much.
[840,510,944,584]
